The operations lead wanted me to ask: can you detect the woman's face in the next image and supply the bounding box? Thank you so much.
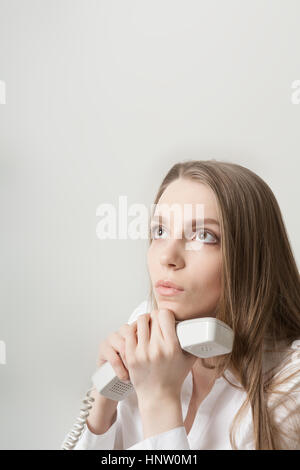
[147,178,222,321]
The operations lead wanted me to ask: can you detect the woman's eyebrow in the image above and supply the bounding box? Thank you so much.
[151,215,220,227]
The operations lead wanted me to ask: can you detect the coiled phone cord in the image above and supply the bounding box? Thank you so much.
[60,386,95,450]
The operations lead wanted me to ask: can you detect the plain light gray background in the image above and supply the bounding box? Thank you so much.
[0,0,299,449]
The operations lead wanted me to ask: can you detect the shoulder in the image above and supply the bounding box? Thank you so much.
[266,339,300,449]
[235,340,300,450]
[127,299,151,325]
[269,339,300,389]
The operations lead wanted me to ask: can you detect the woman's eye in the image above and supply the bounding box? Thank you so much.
[150,224,218,244]
[193,230,218,244]
[151,224,168,239]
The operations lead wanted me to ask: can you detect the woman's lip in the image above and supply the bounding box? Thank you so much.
[155,285,184,296]
[155,281,184,290]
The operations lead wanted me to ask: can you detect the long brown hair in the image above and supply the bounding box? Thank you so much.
[146,159,300,449]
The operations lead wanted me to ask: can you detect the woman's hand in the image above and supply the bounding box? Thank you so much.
[124,308,198,406]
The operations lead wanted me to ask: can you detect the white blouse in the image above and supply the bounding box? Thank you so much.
[70,300,300,450]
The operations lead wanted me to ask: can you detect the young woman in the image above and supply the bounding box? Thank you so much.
[71,160,300,450]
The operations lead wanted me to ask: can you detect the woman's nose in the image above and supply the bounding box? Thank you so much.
[160,242,185,268]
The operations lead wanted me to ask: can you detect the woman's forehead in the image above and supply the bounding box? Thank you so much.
[158,179,217,206]
[155,181,219,220]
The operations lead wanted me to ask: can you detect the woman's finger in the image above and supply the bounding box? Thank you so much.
[149,310,164,345]
[157,308,178,345]
[125,321,138,360]
[136,313,151,348]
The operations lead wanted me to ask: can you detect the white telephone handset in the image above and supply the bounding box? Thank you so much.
[61,316,234,449]
[91,317,234,401]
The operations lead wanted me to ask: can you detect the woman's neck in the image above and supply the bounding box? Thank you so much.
[191,357,218,396]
